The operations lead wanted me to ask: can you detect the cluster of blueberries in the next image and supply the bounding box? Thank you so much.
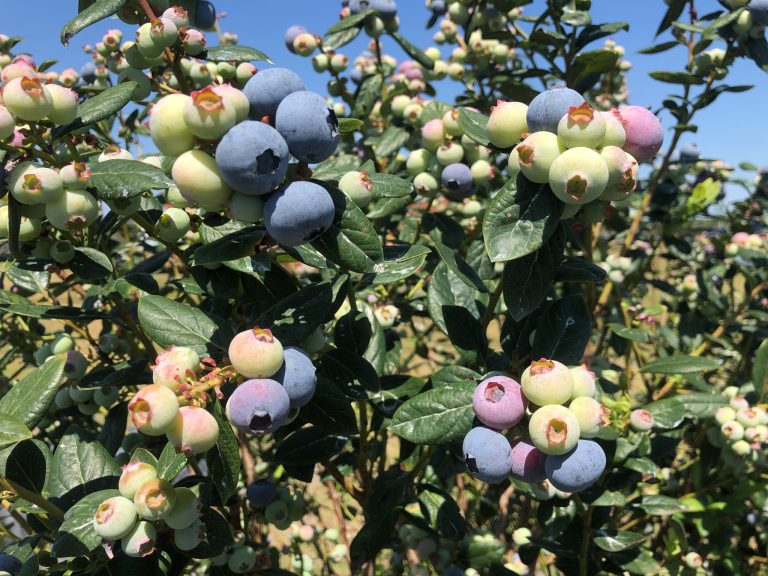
[463,359,610,493]
[225,327,318,435]
[713,386,768,459]
[490,86,663,214]
[151,65,340,248]
[93,460,204,557]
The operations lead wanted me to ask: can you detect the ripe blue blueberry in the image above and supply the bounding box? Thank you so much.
[509,439,547,483]
[273,346,317,409]
[544,439,606,492]
[284,26,308,53]
[462,426,513,484]
[264,181,335,247]
[243,68,306,122]
[193,0,216,29]
[526,86,584,134]
[226,378,291,434]
[0,553,21,574]
[749,0,768,25]
[215,121,289,196]
[246,479,278,507]
[275,91,339,164]
[350,0,398,21]
[441,163,475,199]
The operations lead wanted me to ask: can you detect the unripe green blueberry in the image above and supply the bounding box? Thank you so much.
[228,327,284,378]
[312,53,329,72]
[338,170,374,208]
[721,419,744,441]
[730,395,749,410]
[134,478,176,520]
[183,86,237,140]
[99,333,120,354]
[94,385,120,407]
[403,102,423,125]
[507,147,521,176]
[441,108,462,137]
[172,149,233,209]
[45,84,78,125]
[512,527,531,546]
[49,240,75,264]
[599,146,638,202]
[236,62,257,84]
[119,462,158,500]
[286,491,306,520]
[128,384,179,436]
[0,105,15,139]
[107,195,143,217]
[600,109,626,148]
[136,22,165,59]
[390,94,411,117]
[528,404,581,455]
[330,53,349,73]
[486,100,528,149]
[228,545,258,574]
[93,496,138,540]
[736,407,761,428]
[54,387,74,409]
[569,397,609,438]
[59,162,92,190]
[78,399,100,415]
[557,102,606,149]
[45,189,99,231]
[10,163,63,205]
[733,10,753,35]
[3,76,52,121]
[265,500,290,525]
[521,358,574,406]
[121,521,156,558]
[68,385,93,403]
[515,131,565,184]
[374,304,400,328]
[228,191,264,223]
[153,346,200,390]
[124,42,161,70]
[549,147,609,205]
[174,518,205,551]
[49,333,74,355]
[149,17,178,48]
[421,119,446,151]
[684,551,703,569]
[436,142,464,165]
[569,365,596,399]
[470,159,493,187]
[165,487,201,530]
[581,200,606,224]
[63,350,88,380]
[155,207,190,243]
[413,172,439,195]
[731,439,751,456]
[150,94,196,157]
[629,408,654,431]
[166,405,219,455]
[212,84,249,123]
[406,149,432,176]
[293,32,318,56]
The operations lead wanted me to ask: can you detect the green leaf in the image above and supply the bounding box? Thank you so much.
[90,160,173,199]
[53,489,120,558]
[503,226,565,321]
[649,71,705,85]
[156,443,188,481]
[483,175,563,263]
[685,177,722,216]
[374,125,411,157]
[639,494,685,515]
[69,246,114,280]
[644,397,685,429]
[530,294,592,365]
[561,9,591,26]
[312,183,383,273]
[443,306,488,365]
[0,439,50,493]
[746,36,768,73]
[301,377,358,435]
[427,262,488,335]
[575,21,629,52]
[405,485,466,541]
[637,40,680,54]
[0,414,32,451]
[555,256,608,283]
[60,0,126,45]
[311,154,361,180]
[195,225,265,265]
[457,108,491,147]
[608,323,650,343]
[624,457,657,476]
[677,392,728,419]
[430,366,479,388]
[592,490,627,507]
[368,172,414,199]
[593,530,647,552]
[49,425,120,503]
[183,508,234,558]
[432,241,487,293]
[656,0,687,36]
[316,348,380,399]
[325,9,375,35]
[338,117,363,133]
[568,50,619,92]
[389,31,435,69]
[352,74,384,119]
[640,355,720,374]
[0,355,66,428]
[360,244,430,286]
[273,427,348,466]
[58,82,137,138]
[130,447,158,467]
[207,400,240,505]
[323,25,362,51]
[754,339,768,399]
[138,294,221,356]
[389,380,476,445]
[201,45,271,62]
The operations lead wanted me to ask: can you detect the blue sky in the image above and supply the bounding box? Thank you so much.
[2,1,766,175]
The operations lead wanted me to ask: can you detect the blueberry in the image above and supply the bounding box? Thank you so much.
[750,0,768,25]
[226,378,291,434]
[430,0,447,14]
[80,62,97,84]
[194,0,216,29]
[243,68,306,121]
[472,375,526,430]
[462,426,513,483]
[216,121,289,196]
[275,91,339,164]
[544,439,606,492]
[273,346,317,408]
[264,181,335,247]
[441,163,475,199]
[509,439,547,483]
[526,86,584,134]
[0,553,21,574]
[284,25,308,54]
[679,143,701,162]
[246,479,278,507]
[350,0,398,21]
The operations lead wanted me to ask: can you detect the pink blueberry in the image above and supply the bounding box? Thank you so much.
[472,375,526,430]
[618,106,664,162]
[128,384,180,436]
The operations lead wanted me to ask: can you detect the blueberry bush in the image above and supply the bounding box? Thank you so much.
[0,0,766,574]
